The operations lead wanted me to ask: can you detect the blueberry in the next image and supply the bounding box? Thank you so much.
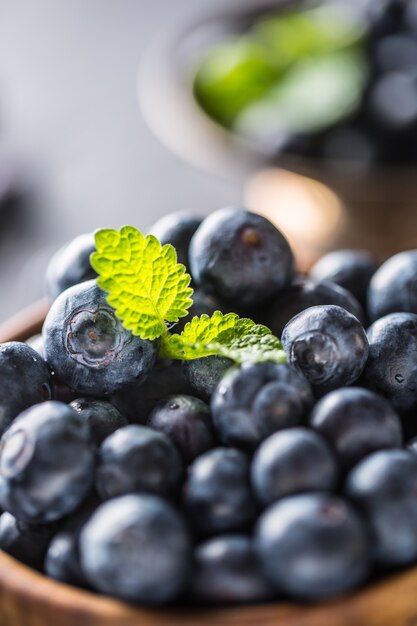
[95,425,183,500]
[251,428,338,506]
[0,512,55,570]
[80,494,192,604]
[407,435,417,454]
[189,207,294,309]
[310,250,377,310]
[345,449,417,567]
[183,448,257,537]
[0,342,53,436]
[44,495,99,587]
[211,362,313,449]
[0,401,95,523]
[45,233,97,300]
[255,494,370,600]
[70,398,128,446]
[191,535,273,604]
[149,211,202,268]
[282,305,369,395]
[361,313,417,415]
[262,279,365,336]
[182,356,233,402]
[111,358,193,422]
[43,280,157,396]
[310,387,403,470]
[368,251,417,321]
[147,395,215,463]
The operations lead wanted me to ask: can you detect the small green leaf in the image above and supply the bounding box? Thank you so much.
[160,311,287,364]
[91,226,193,340]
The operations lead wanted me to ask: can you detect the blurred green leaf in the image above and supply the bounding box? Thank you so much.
[254,4,367,70]
[236,50,368,140]
[193,37,278,126]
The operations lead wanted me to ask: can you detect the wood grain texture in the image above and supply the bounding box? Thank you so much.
[1,550,417,626]
[1,305,417,626]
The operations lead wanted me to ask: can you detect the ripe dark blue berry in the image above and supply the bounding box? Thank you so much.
[183,448,257,537]
[255,494,370,600]
[183,356,233,402]
[310,387,402,470]
[263,279,365,336]
[310,250,377,309]
[45,233,97,300]
[191,535,273,604]
[147,395,215,463]
[251,428,338,506]
[111,358,193,422]
[43,279,157,396]
[0,342,52,436]
[190,207,294,309]
[211,362,313,449]
[150,211,202,268]
[0,401,95,523]
[70,398,128,445]
[361,312,417,415]
[368,251,417,321]
[345,450,417,567]
[95,425,183,500]
[0,512,55,570]
[80,494,192,604]
[282,305,369,395]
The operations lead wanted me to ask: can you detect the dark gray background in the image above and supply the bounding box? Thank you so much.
[0,0,239,321]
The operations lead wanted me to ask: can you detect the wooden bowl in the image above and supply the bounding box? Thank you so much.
[138,0,417,261]
[1,303,417,625]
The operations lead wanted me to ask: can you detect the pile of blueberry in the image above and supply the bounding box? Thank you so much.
[2,206,417,607]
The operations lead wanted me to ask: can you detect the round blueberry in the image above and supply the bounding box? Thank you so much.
[70,398,128,446]
[149,211,202,268]
[147,395,215,463]
[44,496,99,588]
[0,342,53,436]
[211,362,313,449]
[255,494,370,600]
[189,207,294,309]
[111,358,193,422]
[182,356,233,402]
[183,448,257,537]
[43,280,157,396]
[80,494,192,604]
[262,279,365,337]
[282,305,369,395]
[0,401,95,523]
[310,387,402,470]
[0,511,55,570]
[45,233,97,300]
[191,535,273,604]
[251,428,338,506]
[95,425,183,500]
[310,250,377,309]
[361,312,417,415]
[345,449,417,567]
[368,251,417,321]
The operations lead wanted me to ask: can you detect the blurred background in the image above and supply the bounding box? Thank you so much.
[0,0,237,322]
[2,0,417,322]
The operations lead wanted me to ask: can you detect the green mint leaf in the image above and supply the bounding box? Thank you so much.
[90,226,193,340]
[160,311,287,364]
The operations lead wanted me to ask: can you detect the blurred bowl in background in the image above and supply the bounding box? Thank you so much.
[138,0,417,268]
